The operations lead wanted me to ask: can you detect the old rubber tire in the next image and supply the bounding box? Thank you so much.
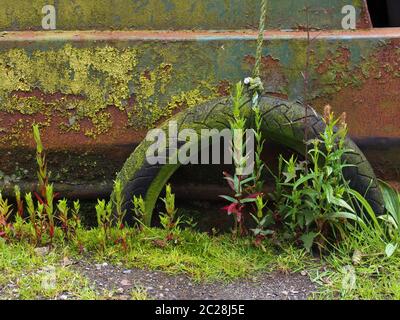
[116,96,384,225]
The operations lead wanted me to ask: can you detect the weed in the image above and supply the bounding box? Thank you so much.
[112,179,126,229]
[14,185,24,218]
[57,199,70,240]
[221,81,263,238]
[72,200,82,229]
[0,192,13,240]
[32,124,49,199]
[274,106,361,252]
[130,286,149,300]
[378,180,400,241]
[220,172,259,237]
[159,184,182,242]
[250,195,273,251]
[250,93,265,193]
[44,184,55,244]
[95,199,113,248]
[132,195,146,230]
[111,179,129,251]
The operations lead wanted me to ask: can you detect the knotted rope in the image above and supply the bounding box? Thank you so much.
[245,0,267,101]
[253,0,267,79]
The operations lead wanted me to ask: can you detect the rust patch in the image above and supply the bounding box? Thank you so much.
[216,80,231,96]
[244,55,289,96]
[314,39,400,138]
[0,107,146,149]
[316,47,351,75]
[11,89,85,103]
[359,0,373,29]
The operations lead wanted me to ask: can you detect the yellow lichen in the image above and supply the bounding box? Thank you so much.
[0,44,221,142]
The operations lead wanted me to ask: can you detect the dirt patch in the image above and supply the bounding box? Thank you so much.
[75,261,317,300]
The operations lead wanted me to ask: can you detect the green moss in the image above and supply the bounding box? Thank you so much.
[0,44,138,137]
[312,46,385,97]
[129,63,218,128]
[85,111,113,138]
[0,119,28,147]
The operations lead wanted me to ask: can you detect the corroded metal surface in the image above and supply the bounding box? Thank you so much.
[0,0,371,31]
[1,29,399,145]
[0,2,399,195]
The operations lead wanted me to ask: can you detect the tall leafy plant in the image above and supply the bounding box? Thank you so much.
[276,106,362,251]
[160,184,181,241]
[220,82,261,237]
[31,124,58,245]
[0,193,13,240]
[112,179,126,229]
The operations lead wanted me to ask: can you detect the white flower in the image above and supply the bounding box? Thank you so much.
[243,77,252,85]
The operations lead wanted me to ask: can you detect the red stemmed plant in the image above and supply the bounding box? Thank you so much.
[220,171,261,237]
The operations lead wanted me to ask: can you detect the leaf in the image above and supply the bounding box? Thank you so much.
[62,256,74,267]
[283,171,296,183]
[241,197,257,204]
[233,175,240,191]
[322,184,334,203]
[293,174,315,190]
[252,92,259,105]
[241,176,255,185]
[223,172,235,190]
[385,243,398,258]
[260,229,274,236]
[378,214,398,229]
[349,189,383,234]
[221,203,242,217]
[330,212,362,222]
[379,180,400,225]
[251,228,263,235]
[330,197,355,213]
[300,232,318,252]
[219,195,238,203]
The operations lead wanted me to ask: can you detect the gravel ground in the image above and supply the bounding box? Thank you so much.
[76,261,317,300]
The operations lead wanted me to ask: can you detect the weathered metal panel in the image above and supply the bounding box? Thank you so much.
[0,0,371,31]
[0,29,399,192]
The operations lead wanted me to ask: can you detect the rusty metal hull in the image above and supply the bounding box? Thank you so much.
[0,0,371,31]
[0,28,399,195]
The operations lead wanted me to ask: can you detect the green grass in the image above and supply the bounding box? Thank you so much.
[2,226,400,300]
[130,286,150,300]
[0,227,312,299]
[310,228,400,300]
[0,241,97,300]
[74,227,312,281]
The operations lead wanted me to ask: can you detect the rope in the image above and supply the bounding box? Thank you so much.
[244,0,267,100]
[253,0,267,78]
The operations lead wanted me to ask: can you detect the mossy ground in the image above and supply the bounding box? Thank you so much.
[1,225,400,300]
